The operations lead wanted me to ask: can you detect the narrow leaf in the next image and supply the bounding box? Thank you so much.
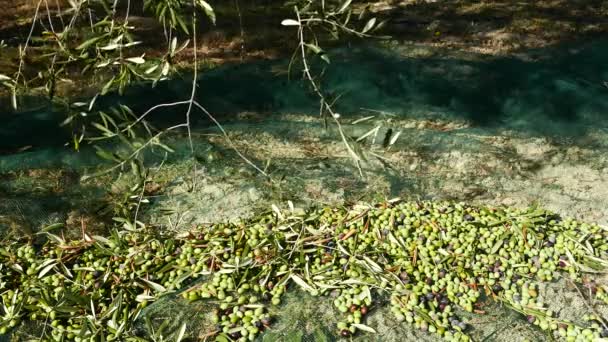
[338,0,353,14]
[290,273,315,292]
[281,19,300,26]
[38,262,57,278]
[352,323,377,333]
[197,0,216,24]
[362,17,376,33]
[140,278,167,293]
[126,57,145,64]
[175,323,187,342]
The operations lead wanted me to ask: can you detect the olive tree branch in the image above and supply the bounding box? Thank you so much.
[294,7,363,177]
[83,123,189,180]
[299,18,378,38]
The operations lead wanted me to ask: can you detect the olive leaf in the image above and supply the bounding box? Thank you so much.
[362,17,376,34]
[352,323,376,333]
[281,19,300,26]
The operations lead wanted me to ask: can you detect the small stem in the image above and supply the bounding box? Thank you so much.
[295,8,363,177]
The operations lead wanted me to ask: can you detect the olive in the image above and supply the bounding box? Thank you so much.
[360,306,368,315]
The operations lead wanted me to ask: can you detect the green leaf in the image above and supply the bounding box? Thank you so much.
[281,19,300,26]
[290,273,315,292]
[170,37,177,54]
[101,77,115,95]
[305,43,322,54]
[153,140,175,153]
[145,64,159,74]
[92,122,115,137]
[175,323,187,342]
[214,334,230,342]
[358,5,369,20]
[36,231,65,244]
[338,0,353,14]
[76,36,103,50]
[140,278,167,293]
[40,223,64,232]
[38,262,57,278]
[126,56,145,64]
[362,17,376,34]
[176,14,189,34]
[11,89,17,110]
[352,323,377,333]
[100,43,120,50]
[374,19,389,32]
[197,0,216,24]
[94,146,120,162]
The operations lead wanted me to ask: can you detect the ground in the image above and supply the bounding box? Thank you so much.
[1,1,608,341]
[1,0,608,111]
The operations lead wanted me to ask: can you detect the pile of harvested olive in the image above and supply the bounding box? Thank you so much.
[1,200,607,341]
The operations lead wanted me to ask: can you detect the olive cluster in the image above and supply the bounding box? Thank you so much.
[0,232,187,340]
[181,272,281,341]
[1,200,607,341]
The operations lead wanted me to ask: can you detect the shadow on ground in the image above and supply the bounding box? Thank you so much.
[377,0,608,51]
[1,38,607,152]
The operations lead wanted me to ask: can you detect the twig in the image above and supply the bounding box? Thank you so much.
[235,0,245,61]
[84,123,189,179]
[15,0,43,86]
[294,7,363,177]
[567,278,608,330]
[192,101,269,178]
[185,1,200,191]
